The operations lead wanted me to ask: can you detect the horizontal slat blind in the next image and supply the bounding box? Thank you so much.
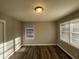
[60,19,79,48]
[60,22,70,43]
[71,21,79,48]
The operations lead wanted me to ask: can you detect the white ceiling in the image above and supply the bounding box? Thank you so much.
[0,0,79,22]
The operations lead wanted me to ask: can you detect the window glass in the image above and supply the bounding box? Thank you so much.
[60,19,79,48]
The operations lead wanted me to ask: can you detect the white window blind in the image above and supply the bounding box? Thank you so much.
[60,22,70,43]
[60,19,79,48]
[70,21,79,48]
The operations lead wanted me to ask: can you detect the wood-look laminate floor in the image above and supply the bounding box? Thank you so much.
[9,46,72,59]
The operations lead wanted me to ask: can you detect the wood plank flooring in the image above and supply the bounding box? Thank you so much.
[9,46,72,59]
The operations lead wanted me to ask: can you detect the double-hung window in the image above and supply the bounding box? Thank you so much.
[70,20,79,48]
[60,22,70,43]
[60,19,79,48]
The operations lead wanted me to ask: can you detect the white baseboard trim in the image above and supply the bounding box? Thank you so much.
[22,44,57,46]
[6,44,75,59]
[57,44,75,59]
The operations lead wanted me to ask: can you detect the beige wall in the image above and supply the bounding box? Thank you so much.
[22,22,57,45]
[0,13,21,58]
[56,10,79,59]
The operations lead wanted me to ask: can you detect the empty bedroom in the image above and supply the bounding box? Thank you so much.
[0,0,79,59]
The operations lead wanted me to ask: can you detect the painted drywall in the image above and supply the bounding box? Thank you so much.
[56,10,79,59]
[0,0,79,22]
[22,22,57,45]
[0,13,22,58]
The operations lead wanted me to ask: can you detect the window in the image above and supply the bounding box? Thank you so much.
[25,25,35,39]
[60,22,70,43]
[70,21,79,48]
[60,19,79,48]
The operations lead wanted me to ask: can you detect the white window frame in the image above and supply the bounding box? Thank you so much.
[60,19,79,49]
[70,20,79,48]
[0,20,6,59]
[60,21,70,43]
[25,24,35,40]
